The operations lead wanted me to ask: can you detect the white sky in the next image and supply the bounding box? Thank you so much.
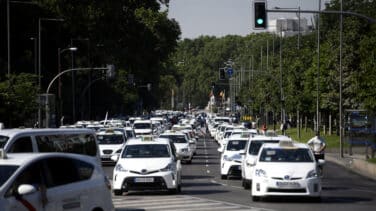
[168,0,329,39]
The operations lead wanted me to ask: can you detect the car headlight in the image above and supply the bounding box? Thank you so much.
[223,155,233,161]
[115,149,122,153]
[255,169,267,178]
[115,164,128,172]
[306,170,318,179]
[160,163,175,172]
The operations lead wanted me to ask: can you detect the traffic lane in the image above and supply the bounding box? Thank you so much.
[192,136,376,211]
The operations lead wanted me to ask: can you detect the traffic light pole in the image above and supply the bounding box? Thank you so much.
[266,9,376,23]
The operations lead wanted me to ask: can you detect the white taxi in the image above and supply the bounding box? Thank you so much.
[0,150,114,211]
[111,137,182,195]
[159,131,194,164]
[241,132,292,189]
[251,141,323,201]
[96,129,127,163]
[219,134,248,179]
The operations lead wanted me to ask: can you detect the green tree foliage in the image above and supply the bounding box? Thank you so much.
[171,0,376,124]
[0,74,38,127]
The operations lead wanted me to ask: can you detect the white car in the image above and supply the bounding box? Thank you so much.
[241,132,292,189]
[133,120,153,137]
[112,137,182,195]
[159,131,194,164]
[251,141,323,201]
[219,134,248,179]
[0,150,114,211]
[96,129,127,163]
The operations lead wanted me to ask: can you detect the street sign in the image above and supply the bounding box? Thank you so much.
[227,67,233,77]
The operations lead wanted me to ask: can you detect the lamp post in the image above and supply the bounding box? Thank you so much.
[70,38,90,123]
[38,17,64,127]
[58,47,78,126]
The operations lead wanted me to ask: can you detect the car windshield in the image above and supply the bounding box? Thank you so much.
[133,123,151,129]
[248,140,279,155]
[160,135,187,143]
[97,134,124,144]
[122,144,170,158]
[259,148,314,162]
[0,135,9,148]
[226,140,247,151]
[0,165,19,187]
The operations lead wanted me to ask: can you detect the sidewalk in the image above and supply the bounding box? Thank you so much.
[326,152,376,181]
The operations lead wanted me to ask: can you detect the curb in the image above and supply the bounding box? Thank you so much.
[326,153,376,181]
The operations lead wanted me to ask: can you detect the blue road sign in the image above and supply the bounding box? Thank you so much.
[227,67,233,77]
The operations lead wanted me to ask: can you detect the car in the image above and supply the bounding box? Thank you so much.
[0,128,101,163]
[96,129,127,164]
[132,120,153,137]
[111,136,182,195]
[0,150,114,211]
[251,141,323,201]
[159,130,194,164]
[219,134,249,179]
[241,132,292,189]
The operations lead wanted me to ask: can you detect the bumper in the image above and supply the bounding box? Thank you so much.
[112,171,178,191]
[252,177,321,197]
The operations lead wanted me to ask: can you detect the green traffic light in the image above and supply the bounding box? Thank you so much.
[257,18,264,25]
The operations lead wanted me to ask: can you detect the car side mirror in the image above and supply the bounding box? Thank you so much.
[17,184,37,196]
[247,158,256,166]
[111,155,119,162]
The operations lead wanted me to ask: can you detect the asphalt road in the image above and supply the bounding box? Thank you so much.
[104,134,376,211]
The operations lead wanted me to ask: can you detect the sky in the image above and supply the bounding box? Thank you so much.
[167,0,330,39]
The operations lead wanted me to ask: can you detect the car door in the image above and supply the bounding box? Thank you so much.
[42,157,86,211]
[4,160,45,211]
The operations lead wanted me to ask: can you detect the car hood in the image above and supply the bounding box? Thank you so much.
[119,158,172,172]
[257,162,316,178]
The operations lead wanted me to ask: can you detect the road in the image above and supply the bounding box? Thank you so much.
[104,134,376,211]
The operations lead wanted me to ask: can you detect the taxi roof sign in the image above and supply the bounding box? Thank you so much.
[141,135,154,141]
[279,140,295,148]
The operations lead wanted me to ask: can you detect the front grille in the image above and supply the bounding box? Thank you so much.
[103,150,113,154]
[267,188,306,193]
[130,170,159,175]
[272,177,302,180]
[123,177,167,190]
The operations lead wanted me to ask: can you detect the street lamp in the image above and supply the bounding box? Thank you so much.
[37,17,64,127]
[58,47,78,126]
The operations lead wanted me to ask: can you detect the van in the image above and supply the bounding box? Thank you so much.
[0,128,100,162]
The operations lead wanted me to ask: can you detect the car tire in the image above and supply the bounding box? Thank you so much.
[252,196,261,202]
[186,159,192,164]
[242,179,250,189]
[221,175,227,180]
[113,189,123,196]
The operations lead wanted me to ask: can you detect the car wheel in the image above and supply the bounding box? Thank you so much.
[252,196,261,202]
[242,179,250,189]
[177,184,182,193]
[186,159,192,164]
[221,175,227,180]
[113,189,123,196]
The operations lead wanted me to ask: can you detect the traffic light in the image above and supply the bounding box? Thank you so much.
[219,68,225,80]
[253,0,267,29]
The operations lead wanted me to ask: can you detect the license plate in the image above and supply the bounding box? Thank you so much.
[276,181,300,188]
[134,177,154,183]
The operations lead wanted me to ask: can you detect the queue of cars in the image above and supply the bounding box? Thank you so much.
[207,114,324,202]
